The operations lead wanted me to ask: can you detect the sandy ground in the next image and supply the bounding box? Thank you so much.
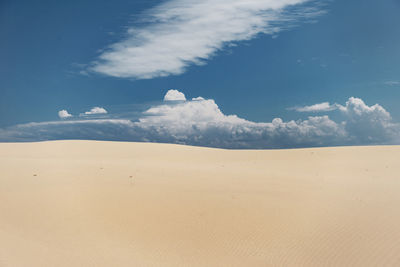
[0,141,399,266]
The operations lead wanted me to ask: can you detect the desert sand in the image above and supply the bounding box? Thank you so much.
[0,141,399,266]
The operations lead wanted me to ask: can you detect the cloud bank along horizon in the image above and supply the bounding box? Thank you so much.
[89,0,325,79]
[1,90,399,149]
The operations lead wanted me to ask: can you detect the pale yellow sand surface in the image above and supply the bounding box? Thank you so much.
[0,141,400,266]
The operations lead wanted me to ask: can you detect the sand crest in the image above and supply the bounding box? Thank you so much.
[0,141,399,266]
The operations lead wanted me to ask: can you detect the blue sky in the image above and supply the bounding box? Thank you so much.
[1,0,400,148]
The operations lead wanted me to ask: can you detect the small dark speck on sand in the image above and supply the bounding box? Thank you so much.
[33,174,37,176]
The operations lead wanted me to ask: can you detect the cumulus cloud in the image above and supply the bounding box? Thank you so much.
[84,107,108,115]
[89,0,325,79]
[339,97,396,144]
[58,110,72,119]
[164,89,187,101]
[1,90,399,148]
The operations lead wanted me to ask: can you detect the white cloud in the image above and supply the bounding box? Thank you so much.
[339,97,395,143]
[58,110,72,119]
[89,0,324,79]
[291,102,339,112]
[192,96,205,101]
[163,89,186,101]
[84,107,108,115]
[2,90,399,148]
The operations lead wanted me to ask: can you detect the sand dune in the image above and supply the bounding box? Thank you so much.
[0,141,400,266]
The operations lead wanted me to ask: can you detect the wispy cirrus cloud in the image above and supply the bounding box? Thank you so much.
[89,0,326,79]
[1,90,399,148]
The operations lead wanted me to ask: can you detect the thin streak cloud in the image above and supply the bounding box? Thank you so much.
[290,102,342,112]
